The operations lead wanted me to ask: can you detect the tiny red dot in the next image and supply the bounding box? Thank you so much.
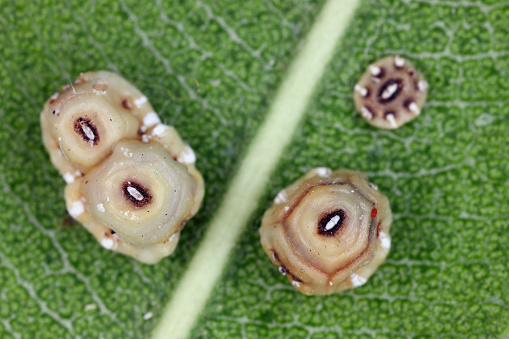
[371,208,377,218]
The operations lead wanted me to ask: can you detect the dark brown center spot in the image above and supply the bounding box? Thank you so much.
[122,181,152,208]
[318,210,346,236]
[74,117,99,145]
[378,78,403,103]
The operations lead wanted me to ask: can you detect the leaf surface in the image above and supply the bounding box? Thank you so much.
[0,0,508,338]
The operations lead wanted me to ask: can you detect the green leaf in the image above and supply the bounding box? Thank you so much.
[1,0,508,338]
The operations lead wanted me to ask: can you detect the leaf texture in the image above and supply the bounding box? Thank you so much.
[0,0,323,337]
[190,0,509,338]
[1,0,508,338]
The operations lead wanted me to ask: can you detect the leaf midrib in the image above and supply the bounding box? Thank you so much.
[151,0,362,337]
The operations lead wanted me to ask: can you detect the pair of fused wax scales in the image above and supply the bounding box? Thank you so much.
[41,71,204,265]
[40,57,427,296]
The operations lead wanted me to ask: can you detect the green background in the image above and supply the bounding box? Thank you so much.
[1,0,508,338]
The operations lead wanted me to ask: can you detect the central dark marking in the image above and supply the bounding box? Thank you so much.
[318,210,346,236]
[122,181,152,208]
[378,78,403,103]
[74,117,99,145]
